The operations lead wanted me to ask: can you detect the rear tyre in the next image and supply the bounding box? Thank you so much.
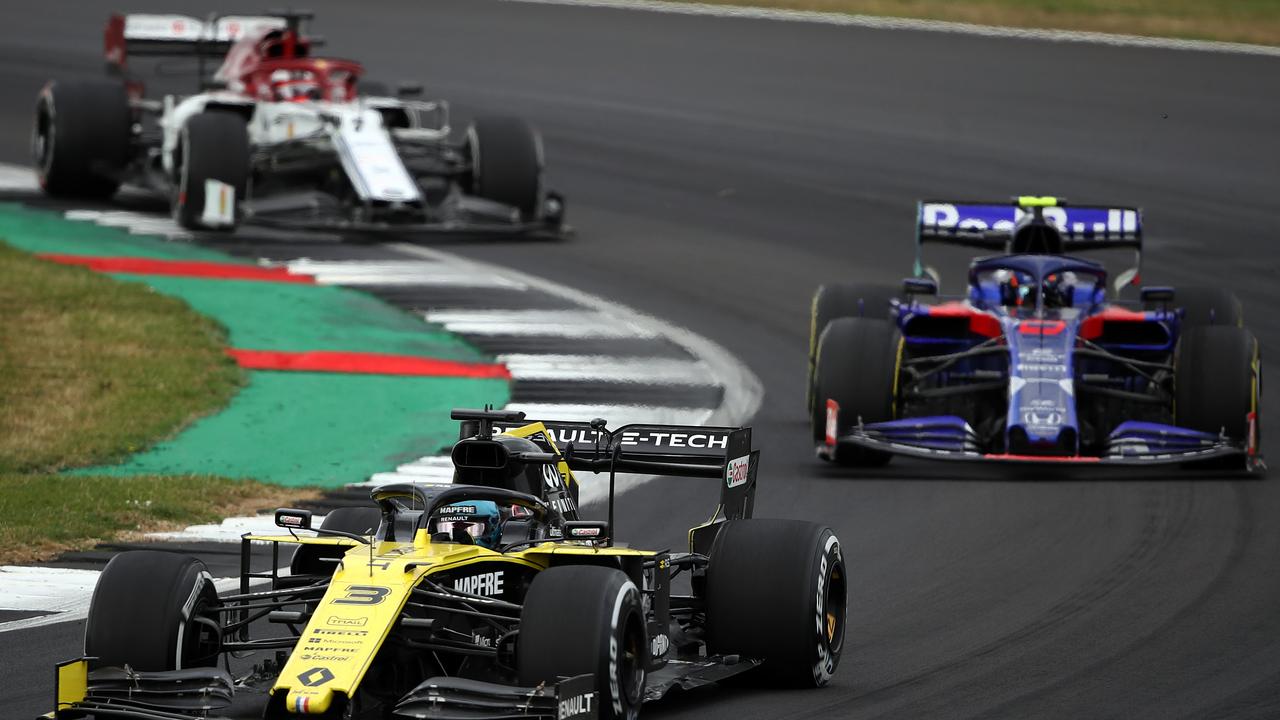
[519,566,646,720]
[32,79,131,199]
[705,520,846,687]
[85,551,219,671]
[289,506,382,577]
[1149,286,1243,327]
[813,317,901,466]
[1175,325,1260,455]
[466,116,544,221]
[807,283,898,414]
[173,111,249,231]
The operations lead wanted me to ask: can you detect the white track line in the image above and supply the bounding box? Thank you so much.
[0,573,255,634]
[283,259,527,289]
[499,353,714,385]
[394,242,762,427]
[424,308,660,339]
[501,0,1280,57]
[0,164,38,192]
[64,209,193,240]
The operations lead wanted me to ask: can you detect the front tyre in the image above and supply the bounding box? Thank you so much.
[465,116,545,222]
[1175,325,1261,466]
[518,566,646,720]
[173,111,249,231]
[32,79,131,199]
[705,520,847,687]
[85,551,220,671]
[807,283,899,414]
[813,317,902,465]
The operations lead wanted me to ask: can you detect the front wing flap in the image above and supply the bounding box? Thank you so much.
[393,674,595,720]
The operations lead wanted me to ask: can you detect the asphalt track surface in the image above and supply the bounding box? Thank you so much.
[2,2,1279,718]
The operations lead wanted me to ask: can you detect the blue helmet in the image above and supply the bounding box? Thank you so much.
[431,501,501,549]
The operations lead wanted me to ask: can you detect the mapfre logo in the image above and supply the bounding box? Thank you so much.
[454,571,504,597]
[725,455,750,488]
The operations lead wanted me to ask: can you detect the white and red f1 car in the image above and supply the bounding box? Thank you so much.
[33,11,566,237]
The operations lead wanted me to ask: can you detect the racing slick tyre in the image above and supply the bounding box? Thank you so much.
[704,520,846,687]
[466,116,544,221]
[32,79,130,199]
[1175,325,1261,465]
[289,506,382,577]
[1150,286,1244,327]
[173,110,249,232]
[518,566,646,720]
[807,283,899,415]
[85,551,220,671]
[812,317,902,466]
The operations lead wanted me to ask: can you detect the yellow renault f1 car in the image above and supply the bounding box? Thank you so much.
[45,409,847,720]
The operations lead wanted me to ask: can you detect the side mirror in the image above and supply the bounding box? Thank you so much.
[1140,286,1175,304]
[396,82,424,98]
[275,508,313,531]
[563,521,609,543]
[903,277,938,296]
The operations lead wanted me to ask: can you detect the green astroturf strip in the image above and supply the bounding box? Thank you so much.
[0,203,231,261]
[74,373,509,488]
[0,204,511,488]
[132,276,487,361]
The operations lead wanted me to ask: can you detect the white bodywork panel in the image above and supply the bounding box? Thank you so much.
[161,95,442,204]
[201,179,236,227]
[248,102,422,203]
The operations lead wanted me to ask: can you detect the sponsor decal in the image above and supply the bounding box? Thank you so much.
[473,632,495,648]
[812,534,842,686]
[454,571,504,597]
[1022,410,1064,427]
[559,691,595,720]
[1016,363,1068,374]
[569,526,602,538]
[297,667,334,687]
[333,585,390,606]
[326,616,367,627]
[825,399,839,447]
[300,653,356,662]
[921,203,1137,238]
[500,426,730,450]
[312,628,368,637]
[725,455,750,488]
[650,633,670,658]
[542,464,563,490]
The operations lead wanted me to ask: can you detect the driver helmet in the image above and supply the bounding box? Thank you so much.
[271,69,320,102]
[996,269,1035,308]
[1042,272,1077,309]
[430,501,502,549]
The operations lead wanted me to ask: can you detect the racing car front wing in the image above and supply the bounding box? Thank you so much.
[820,409,1263,471]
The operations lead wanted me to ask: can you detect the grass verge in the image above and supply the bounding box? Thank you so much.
[662,0,1280,46]
[0,242,311,563]
[0,242,243,471]
[0,475,311,565]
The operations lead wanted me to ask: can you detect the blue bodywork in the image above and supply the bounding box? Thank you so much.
[824,251,1255,467]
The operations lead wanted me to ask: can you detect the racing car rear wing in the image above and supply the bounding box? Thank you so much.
[454,409,758,542]
[914,197,1145,291]
[104,13,288,70]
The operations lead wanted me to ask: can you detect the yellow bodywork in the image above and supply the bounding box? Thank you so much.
[256,419,648,714]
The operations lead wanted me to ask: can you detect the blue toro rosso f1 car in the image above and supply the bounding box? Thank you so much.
[806,197,1263,471]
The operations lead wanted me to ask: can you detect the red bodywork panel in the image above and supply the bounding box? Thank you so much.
[918,301,1003,338]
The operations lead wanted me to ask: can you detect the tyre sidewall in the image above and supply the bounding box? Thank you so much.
[518,566,646,720]
[86,552,218,671]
